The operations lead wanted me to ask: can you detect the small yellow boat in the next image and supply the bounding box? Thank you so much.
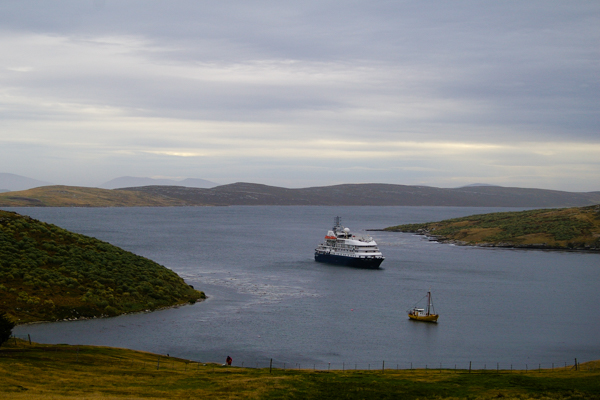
[408,291,438,322]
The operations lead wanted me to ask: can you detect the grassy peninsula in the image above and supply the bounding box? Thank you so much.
[384,205,600,250]
[0,210,204,324]
[1,339,599,399]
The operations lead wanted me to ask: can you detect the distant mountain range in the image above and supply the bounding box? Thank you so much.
[0,173,53,191]
[121,182,600,207]
[0,173,219,191]
[98,176,219,189]
[0,177,599,208]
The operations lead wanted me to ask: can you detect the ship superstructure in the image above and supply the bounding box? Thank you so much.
[314,217,384,269]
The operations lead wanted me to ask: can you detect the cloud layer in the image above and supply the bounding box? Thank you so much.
[1,1,598,190]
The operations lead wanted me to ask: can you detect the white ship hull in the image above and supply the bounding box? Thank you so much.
[314,217,384,269]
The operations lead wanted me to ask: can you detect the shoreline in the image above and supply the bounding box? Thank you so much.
[15,297,207,327]
[387,231,600,252]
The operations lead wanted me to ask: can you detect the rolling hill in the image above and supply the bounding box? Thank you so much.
[123,182,600,207]
[0,183,599,207]
[0,186,188,207]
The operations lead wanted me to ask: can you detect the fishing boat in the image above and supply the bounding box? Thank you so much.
[408,291,438,322]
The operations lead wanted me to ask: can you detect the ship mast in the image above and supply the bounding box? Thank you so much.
[333,216,342,230]
[427,291,432,316]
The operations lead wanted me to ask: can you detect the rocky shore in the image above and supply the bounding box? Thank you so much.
[409,231,600,251]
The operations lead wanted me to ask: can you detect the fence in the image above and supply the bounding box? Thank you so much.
[227,359,595,373]
[5,334,597,373]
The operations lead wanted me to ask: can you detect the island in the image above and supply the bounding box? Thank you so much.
[0,210,205,324]
[384,205,600,251]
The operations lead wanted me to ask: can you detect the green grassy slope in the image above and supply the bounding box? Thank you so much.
[0,210,204,324]
[0,185,189,207]
[384,205,600,250]
[1,339,599,399]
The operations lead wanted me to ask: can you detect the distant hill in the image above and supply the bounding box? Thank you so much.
[0,173,52,191]
[0,210,204,323]
[1,183,599,207]
[384,204,600,250]
[458,183,499,188]
[99,176,218,189]
[122,182,600,207]
[0,186,189,207]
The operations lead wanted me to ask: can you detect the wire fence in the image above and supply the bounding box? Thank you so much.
[5,334,598,373]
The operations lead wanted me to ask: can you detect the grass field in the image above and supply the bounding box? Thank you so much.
[1,339,599,399]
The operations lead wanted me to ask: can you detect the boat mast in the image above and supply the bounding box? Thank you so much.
[427,291,431,316]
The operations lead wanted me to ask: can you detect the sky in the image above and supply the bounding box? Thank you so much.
[0,1,598,191]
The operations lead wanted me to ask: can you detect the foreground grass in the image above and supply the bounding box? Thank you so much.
[1,340,599,399]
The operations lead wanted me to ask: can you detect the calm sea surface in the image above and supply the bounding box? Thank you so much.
[9,206,600,369]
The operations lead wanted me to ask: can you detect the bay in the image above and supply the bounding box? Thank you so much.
[9,206,600,369]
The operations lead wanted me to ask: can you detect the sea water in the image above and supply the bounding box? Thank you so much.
[9,206,600,369]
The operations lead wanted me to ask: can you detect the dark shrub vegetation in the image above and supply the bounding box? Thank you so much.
[0,210,204,323]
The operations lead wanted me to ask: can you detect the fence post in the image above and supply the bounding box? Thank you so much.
[328,362,330,372]
[575,358,578,371]
[469,361,471,374]
[28,334,31,345]
[382,360,385,373]
[270,358,272,373]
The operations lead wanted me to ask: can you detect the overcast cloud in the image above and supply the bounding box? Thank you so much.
[0,1,598,190]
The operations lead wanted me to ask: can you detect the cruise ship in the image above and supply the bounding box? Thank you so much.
[314,217,385,269]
